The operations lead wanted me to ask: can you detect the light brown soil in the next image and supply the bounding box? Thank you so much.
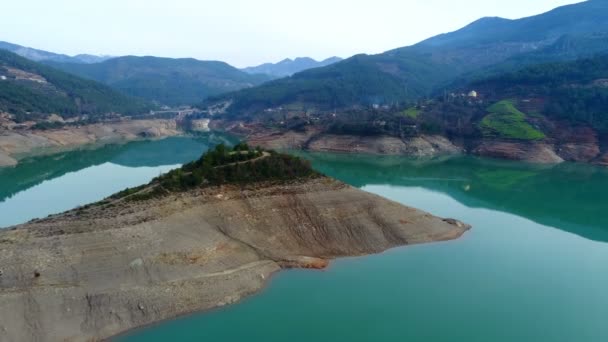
[0,177,469,341]
[472,140,565,164]
[0,120,181,167]
[238,124,608,166]
[246,129,462,156]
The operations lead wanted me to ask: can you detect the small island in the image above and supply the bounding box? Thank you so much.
[0,144,469,342]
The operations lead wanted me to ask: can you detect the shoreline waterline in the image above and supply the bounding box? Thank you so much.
[2,137,607,341]
[110,233,470,341]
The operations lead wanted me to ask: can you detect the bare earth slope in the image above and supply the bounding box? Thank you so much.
[242,127,607,165]
[238,126,462,157]
[0,120,180,167]
[0,178,468,341]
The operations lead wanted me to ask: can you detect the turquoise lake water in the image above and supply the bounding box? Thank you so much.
[1,137,607,341]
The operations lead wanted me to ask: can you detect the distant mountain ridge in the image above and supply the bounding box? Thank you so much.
[242,56,343,77]
[203,0,608,115]
[0,41,276,106]
[0,41,112,64]
[417,0,606,48]
[48,56,273,106]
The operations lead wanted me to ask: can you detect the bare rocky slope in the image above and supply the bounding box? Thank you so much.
[224,124,463,158]
[0,177,468,341]
[0,120,181,167]
[238,125,607,165]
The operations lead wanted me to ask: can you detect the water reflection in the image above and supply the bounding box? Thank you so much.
[0,133,236,203]
[296,152,608,242]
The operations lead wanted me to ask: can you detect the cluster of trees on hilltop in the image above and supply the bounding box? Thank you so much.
[115,143,320,201]
[0,49,153,121]
[170,143,318,189]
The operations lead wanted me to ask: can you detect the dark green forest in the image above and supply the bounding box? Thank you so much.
[114,143,320,201]
[48,56,272,106]
[201,0,608,117]
[0,49,152,121]
[203,53,454,116]
[472,55,608,131]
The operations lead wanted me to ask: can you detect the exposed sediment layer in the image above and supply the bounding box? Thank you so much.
[246,129,462,157]
[472,140,565,164]
[243,127,607,165]
[0,178,469,342]
[0,120,181,167]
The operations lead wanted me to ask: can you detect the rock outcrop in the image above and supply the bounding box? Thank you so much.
[471,135,607,165]
[0,178,469,341]
[0,151,16,167]
[246,129,462,157]
[306,134,461,156]
[244,126,608,166]
[472,140,565,164]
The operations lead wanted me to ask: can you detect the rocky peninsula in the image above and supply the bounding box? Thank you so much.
[0,145,469,341]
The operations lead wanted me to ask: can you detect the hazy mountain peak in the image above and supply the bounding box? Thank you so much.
[48,55,272,106]
[414,1,608,50]
[466,16,512,28]
[293,57,315,62]
[0,41,112,64]
[72,54,114,64]
[242,56,343,77]
[322,56,343,63]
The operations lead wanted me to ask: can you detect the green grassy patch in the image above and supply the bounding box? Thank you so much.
[480,100,545,140]
[401,107,420,119]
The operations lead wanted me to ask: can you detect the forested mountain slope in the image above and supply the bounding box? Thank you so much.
[202,0,608,117]
[0,49,151,122]
[49,56,273,106]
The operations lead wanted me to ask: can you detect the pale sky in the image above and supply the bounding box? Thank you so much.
[1,0,584,68]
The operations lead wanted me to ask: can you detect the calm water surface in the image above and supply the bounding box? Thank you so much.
[0,135,235,228]
[2,138,608,341]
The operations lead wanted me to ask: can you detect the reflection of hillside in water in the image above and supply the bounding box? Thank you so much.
[297,152,608,243]
[0,134,236,203]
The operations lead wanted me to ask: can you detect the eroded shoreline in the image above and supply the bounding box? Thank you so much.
[215,121,608,166]
[0,119,182,167]
[3,119,606,168]
[0,178,469,341]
